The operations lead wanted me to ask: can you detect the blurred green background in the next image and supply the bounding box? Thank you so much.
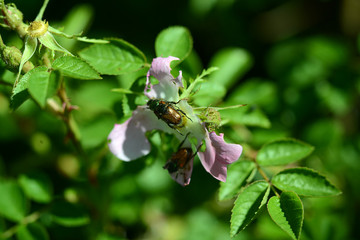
[0,0,359,239]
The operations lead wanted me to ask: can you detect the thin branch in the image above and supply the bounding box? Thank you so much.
[0,211,41,239]
[57,78,86,160]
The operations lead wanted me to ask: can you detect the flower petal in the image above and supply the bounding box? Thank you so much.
[167,158,193,186]
[108,106,168,161]
[145,56,183,101]
[197,131,243,182]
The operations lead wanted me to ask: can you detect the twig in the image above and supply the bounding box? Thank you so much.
[57,77,86,160]
[0,211,41,239]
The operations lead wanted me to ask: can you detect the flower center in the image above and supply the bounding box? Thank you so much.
[27,20,48,38]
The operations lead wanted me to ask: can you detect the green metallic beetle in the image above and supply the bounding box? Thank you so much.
[147,99,192,133]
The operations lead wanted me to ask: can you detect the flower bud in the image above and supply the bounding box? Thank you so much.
[0,44,34,73]
[1,4,23,29]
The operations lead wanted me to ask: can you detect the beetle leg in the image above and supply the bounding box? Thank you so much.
[168,99,182,105]
[192,143,203,157]
[177,109,193,122]
[167,123,183,135]
[178,132,191,149]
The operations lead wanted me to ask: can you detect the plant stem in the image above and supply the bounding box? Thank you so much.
[0,211,41,239]
[247,148,281,197]
[57,78,86,160]
[254,161,280,197]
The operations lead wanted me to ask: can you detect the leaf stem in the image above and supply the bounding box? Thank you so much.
[255,161,280,197]
[247,148,280,197]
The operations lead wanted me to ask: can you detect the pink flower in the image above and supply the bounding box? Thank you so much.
[108,56,242,186]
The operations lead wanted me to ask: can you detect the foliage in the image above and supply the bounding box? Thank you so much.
[0,0,357,239]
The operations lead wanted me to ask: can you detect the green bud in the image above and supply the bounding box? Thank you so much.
[1,3,27,37]
[2,4,23,29]
[0,44,34,73]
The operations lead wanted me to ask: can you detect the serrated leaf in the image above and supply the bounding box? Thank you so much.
[18,173,52,203]
[52,56,101,80]
[27,66,51,108]
[10,89,30,110]
[272,167,341,197]
[230,181,270,237]
[219,160,256,201]
[11,68,36,110]
[50,201,90,227]
[257,139,314,166]
[0,180,27,222]
[267,192,304,240]
[155,26,193,61]
[16,222,49,240]
[78,39,146,75]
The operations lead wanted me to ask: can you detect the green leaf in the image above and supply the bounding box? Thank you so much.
[209,48,252,88]
[0,180,27,222]
[80,116,115,149]
[52,56,101,80]
[180,66,219,100]
[226,78,277,108]
[189,82,226,106]
[230,181,270,237]
[218,160,256,201]
[155,26,193,61]
[220,105,271,128]
[38,32,73,56]
[35,0,49,20]
[78,39,146,75]
[50,201,90,227]
[267,192,304,240]
[27,66,51,108]
[10,76,30,110]
[192,48,252,106]
[53,4,94,50]
[257,138,314,166]
[16,222,49,240]
[11,67,53,110]
[18,172,52,203]
[272,167,342,197]
[111,88,140,95]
